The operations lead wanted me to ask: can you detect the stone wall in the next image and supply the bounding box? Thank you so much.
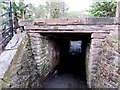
[94,30,119,88]
[85,39,91,87]
[86,32,108,88]
[0,32,60,88]
[0,32,44,88]
[28,33,60,79]
[0,32,31,88]
[87,27,119,88]
[28,33,50,79]
[47,38,60,71]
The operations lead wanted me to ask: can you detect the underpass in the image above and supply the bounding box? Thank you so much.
[0,17,119,88]
[39,33,91,88]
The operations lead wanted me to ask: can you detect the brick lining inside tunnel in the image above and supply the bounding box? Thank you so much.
[40,33,91,88]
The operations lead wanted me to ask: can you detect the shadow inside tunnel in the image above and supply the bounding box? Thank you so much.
[40,39,89,88]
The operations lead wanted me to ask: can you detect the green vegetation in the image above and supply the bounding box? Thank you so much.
[67,12,80,18]
[0,0,32,30]
[0,1,9,25]
[29,1,68,19]
[46,1,68,18]
[0,0,118,23]
[114,40,119,43]
[89,0,117,17]
[0,0,69,19]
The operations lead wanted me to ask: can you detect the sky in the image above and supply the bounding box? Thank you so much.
[24,0,93,12]
[65,0,93,11]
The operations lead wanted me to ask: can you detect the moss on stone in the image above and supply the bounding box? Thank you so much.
[0,33,29,88]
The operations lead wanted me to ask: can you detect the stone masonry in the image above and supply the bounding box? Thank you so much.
[0,2,119,88]
[94,31,119,88]
[28,32,60,79]
[0,32,60,88]
[20,17,119,88]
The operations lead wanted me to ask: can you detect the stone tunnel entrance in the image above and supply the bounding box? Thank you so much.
[1,13,119,88]
[40,33,91,88]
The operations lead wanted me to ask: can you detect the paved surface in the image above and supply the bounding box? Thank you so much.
[40,70,88,88]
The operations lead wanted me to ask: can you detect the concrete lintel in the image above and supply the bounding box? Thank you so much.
[91,32,107,39]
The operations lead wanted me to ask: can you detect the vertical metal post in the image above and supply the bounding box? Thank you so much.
[9,1,14,38]
[0,34,2,54]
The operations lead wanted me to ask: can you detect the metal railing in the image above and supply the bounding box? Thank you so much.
[0,0,13,51]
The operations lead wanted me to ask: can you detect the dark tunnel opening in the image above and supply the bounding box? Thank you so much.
[58,40,85,74]
[40,33,91,88]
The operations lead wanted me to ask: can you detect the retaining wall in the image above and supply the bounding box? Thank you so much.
[0,32,60,88]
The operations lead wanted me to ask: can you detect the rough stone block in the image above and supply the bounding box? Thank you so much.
[19,20,33,26]
[91,33,106,39]
[86,17,114,25]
